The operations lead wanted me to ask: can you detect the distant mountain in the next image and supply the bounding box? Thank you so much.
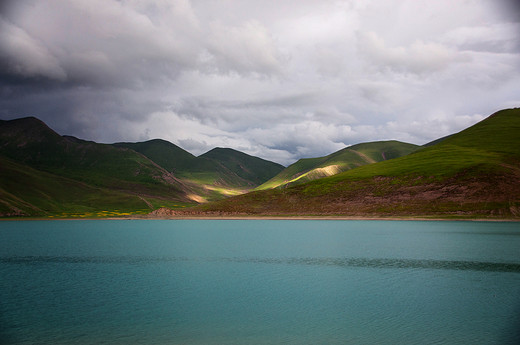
[190,108,520,219]
[0,117,284,216]
[115,139,197,173]
[200,147,285,186]
[115,142,285,193]
[257,141,419,190]
[0,117,188,194]
[4,108,520,218]
[0,117,198,216]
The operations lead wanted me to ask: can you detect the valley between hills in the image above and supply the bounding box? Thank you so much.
[1,108,519,219]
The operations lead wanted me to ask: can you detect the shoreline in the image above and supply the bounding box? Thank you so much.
[1,215,518,222]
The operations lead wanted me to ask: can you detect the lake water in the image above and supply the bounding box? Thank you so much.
[1,220,519,344]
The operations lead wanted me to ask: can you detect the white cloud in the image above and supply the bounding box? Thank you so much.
[206,20,282,75]
[0,18,66,80]
[3,0,202,86]
[0,0,519,166]
[357,31,468,75]
[385,113,486,144]
[443,23,520,53]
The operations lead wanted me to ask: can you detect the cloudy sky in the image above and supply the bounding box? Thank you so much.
[1,0,519,165]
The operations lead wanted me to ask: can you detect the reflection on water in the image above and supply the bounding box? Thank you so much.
[3,255,520,273]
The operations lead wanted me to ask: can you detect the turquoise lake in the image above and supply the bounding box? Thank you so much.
[0,220,519,344]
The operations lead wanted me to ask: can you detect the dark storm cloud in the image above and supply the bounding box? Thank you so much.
[497,0,520,22]
[0,1,199,86]
[0,0,519,165]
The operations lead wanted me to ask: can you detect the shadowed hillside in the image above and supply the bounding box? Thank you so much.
[0,117,190,195]
[200,147,285,186]
[173,108,520,219]
[115,142,284,198]
[3,108,519,218]
[0,117,285,217]
[115,139,197,173]
[0,117,198,216]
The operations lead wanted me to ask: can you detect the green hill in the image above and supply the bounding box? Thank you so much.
[115,139,197,174]
[190,108,520,219]
[0,117,190,195]
[257,141,419,190]
[200,147,285,186]
[115,142,284,198]
[0,117,285,216]
[0,155,171,217]
[0,117,198,216]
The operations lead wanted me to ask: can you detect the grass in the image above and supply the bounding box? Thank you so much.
[0,118,188,198]
[2,108,519,218]
[256,141,419,190]
[115,139,197,173]
[352,141,420,161]
[0,117,283,217]
[193,108,520,218]
[0,117,219,217]
[200,148,285,185]
[117,141,284,190]
[0,155,196,217]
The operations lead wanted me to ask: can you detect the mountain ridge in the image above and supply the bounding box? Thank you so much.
[115,140,285,194]
[0,116,285,216]
[2,108,518,218]
[256,140,419,190]
[176,108,520,219]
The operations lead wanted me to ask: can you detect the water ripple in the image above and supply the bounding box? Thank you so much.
[222,257,520,273]
[1,255,519,273]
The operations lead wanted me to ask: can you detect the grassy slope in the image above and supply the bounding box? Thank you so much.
[0,118,197,216]
[195,108,520,218]
[0,117,284,216]
[0,118,190,196]
[0,155,189,217]
[114,140,229,200]
[324,108,520,180]
[200,148,285,186]
[351,141,420,161]
[257,141,419,190]
[117,141,285,199]
[114,139,197,173]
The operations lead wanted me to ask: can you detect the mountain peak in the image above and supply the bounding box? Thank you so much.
[2,116,51,129]
[0,116,61,144]
[203,147,239,155]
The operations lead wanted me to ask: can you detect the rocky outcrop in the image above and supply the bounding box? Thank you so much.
[147,207,248,218]
[148,207,178,217]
